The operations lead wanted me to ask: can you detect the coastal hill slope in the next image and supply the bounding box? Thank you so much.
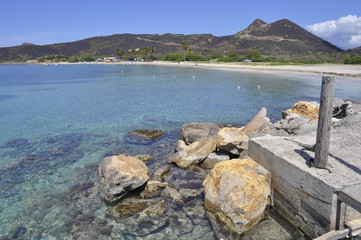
[0,19,343,60]
[348,46,361,54]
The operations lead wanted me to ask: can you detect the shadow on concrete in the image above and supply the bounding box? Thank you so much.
[329,153,361,175]
[294,149,361,175]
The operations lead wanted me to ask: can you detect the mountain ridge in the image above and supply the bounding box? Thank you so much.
[0,19,344,60]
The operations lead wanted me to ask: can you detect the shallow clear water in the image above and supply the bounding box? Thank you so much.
[0,64,360,239]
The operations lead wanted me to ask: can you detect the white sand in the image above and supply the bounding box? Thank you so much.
[136,61,361,80]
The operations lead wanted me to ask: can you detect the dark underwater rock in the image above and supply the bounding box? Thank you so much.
[123,129,165,145]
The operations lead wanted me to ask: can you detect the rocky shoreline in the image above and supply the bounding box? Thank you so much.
[92,98,360,239]
[4,98,357,239]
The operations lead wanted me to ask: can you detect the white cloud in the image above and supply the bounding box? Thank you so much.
[306,15,361,50]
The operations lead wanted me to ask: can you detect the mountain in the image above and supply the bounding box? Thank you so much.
[347,46,361,54]
[0,19,343,61]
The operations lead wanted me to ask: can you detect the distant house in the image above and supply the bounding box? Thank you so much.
[104,57,117,62]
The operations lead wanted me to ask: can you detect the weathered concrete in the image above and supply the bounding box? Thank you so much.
[248,114,361,238]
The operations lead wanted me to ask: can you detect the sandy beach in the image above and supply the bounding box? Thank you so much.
[3,60,361,80]
[134,61,361,80]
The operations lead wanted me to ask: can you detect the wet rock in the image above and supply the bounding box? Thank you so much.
[203,158,271,235]
[242,107,270,135]
[168,211,194,236]
[117,199,168,236]
[282,101,319,120]
[65,215,113,240]
[140,180,168,199]
[63,181,102,215]
[217,127,249,156]
[109,198,158,218]
[134,154,153,162]
[180,122,220,145]
[162,186,183,207]
[200,152,230,169]
[168,138,217,168]
[124,129,165,145]
[151,165,172,182]
[179,188,201,201]
[97,154,149,203]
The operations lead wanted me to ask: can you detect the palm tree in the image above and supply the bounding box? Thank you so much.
[140,47,150,61]
[115,49,125,61]
[181,40,189,61]
[149,46,155,61]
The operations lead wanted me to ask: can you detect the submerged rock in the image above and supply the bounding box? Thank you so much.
[180,122,221,145]
[97,154,149,203]
[114,198,169,236]
[140,180,168,199]
[124,129,165,145]
[151,165,173,182]
[134,154,153,162]
[203,158,271,236]
[131,129,165,140]
[168,138,217,168]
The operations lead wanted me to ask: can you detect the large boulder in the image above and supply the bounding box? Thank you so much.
[242,107,270,135]
[97,154,149,202]
[217,127,249,155]
[180,122,221,145]
[203,158,271,235]
[168,138,217,168]
[282,101,319,120]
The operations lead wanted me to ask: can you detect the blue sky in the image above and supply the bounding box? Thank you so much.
[1,0,360,49]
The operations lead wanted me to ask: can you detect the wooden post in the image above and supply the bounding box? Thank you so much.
[314,76,335,168]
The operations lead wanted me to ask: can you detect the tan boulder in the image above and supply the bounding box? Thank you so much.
[180,122,221,145]
[203,158,271,235]
[242,107,270,135]
[282,101,320,120]
[97,154,149,202]
[169,138,217,168]
[217,127,249,155]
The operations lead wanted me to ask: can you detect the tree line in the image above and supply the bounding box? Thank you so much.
[30,40,361,64]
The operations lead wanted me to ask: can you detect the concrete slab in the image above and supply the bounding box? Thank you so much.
[248,114,361,238]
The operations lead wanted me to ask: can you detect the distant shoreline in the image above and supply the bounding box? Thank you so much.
[1,60,361,80]
[141,61,361,80]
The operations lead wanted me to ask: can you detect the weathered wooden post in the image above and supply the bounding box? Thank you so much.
[314,76,335,168]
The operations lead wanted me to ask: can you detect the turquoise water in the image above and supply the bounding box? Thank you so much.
[0,64,360,239]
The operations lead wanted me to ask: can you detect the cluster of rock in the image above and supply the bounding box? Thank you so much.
[253,98,358,137]
[97,108,273,238]
[95,99,360,238]
[169,107,270,170]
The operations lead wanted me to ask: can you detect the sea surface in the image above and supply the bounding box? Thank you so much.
[0,64,360,239]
